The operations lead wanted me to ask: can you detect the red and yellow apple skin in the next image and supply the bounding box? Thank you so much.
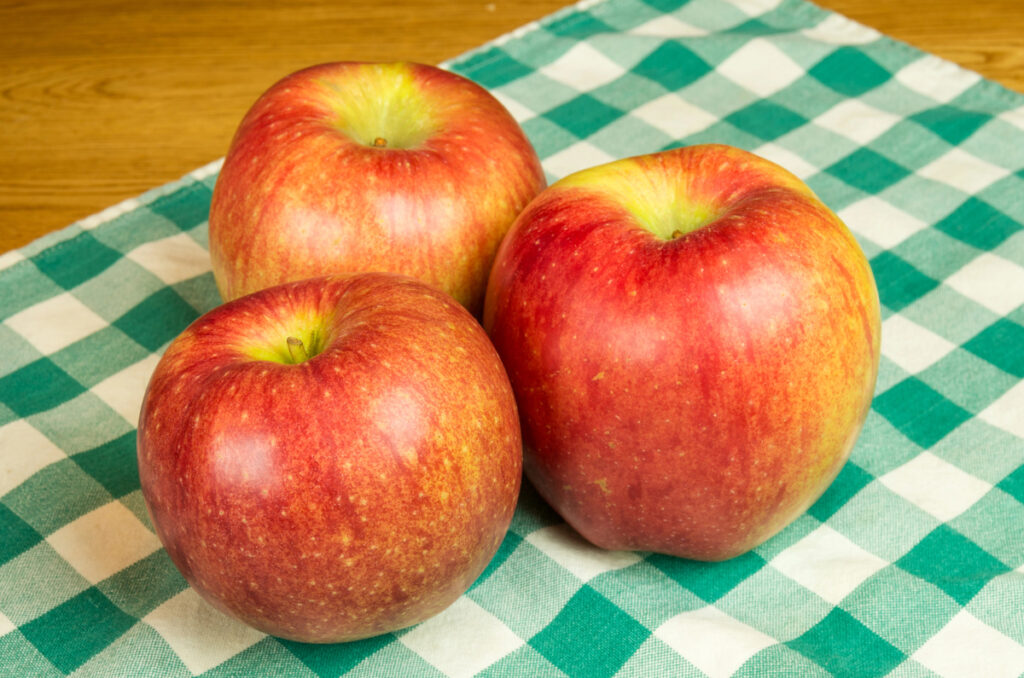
[484,144,880,562]
[137,273,522,642]
[209,61,545,316]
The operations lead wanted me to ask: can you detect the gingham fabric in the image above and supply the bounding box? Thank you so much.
[2,0,1023,675]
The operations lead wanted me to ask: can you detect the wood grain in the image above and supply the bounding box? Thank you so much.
[2,0,1022,254]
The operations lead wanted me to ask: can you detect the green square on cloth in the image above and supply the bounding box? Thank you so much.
[1,0,1023,675]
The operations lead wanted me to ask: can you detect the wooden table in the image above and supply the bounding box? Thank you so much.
[2,0,1022,254]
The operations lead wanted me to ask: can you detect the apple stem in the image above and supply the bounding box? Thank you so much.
[286,337,308,364]
[372,137,388,148]
[671,229,684,239]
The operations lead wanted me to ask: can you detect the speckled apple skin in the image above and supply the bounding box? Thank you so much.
[484,144,880,562]
[209,61,545,316]
[137,273,522,642]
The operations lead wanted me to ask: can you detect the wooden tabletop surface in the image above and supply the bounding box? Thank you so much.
[2,0,1022,254]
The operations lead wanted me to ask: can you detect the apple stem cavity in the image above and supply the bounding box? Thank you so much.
[244,328,326,365]
[286,336,309,364]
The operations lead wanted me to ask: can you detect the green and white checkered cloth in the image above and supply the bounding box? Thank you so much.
[2,0,1023,675]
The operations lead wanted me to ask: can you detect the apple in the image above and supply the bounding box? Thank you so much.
[208,60,546,316]
[136,273,522,642]
[484,144,880,561]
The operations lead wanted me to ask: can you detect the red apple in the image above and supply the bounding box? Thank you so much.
[137,273,522,642]
[208,61,545,315]
[484,144,880,561]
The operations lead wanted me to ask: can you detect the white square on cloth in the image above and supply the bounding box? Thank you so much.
[896,56,981,103]
[0,419,67,497]
[878,452,993,523]
[4,292,108,356]
[0,610,14,637]
[540,42,626,92]
[838,196,928,249]
[980,380,1024,439]
[0,250,25,274]
[144,588,267,676]
[629,15,708,38]
[917,148,1010,195]
[913,610,1024,678]
[814,99,901,145]
[880,314,957,374]
[945,253,1024,315]
[717,38,804,98]
[526,523,642,582]
[801,13,881,45]
[770,524,888,605]
[46,501,162,584]
[400,596,524,678]
[541,142,616,182]
[126,233,211,286]
[632,94,719,140]
[655,605,776,678]
[90,354,162,426]
[1000,105,1024,132]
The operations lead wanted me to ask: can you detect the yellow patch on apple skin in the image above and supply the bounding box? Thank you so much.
[552,154,723,240]
[318,63,441,150]
[550,144,818,242]
[238,307,333,365]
